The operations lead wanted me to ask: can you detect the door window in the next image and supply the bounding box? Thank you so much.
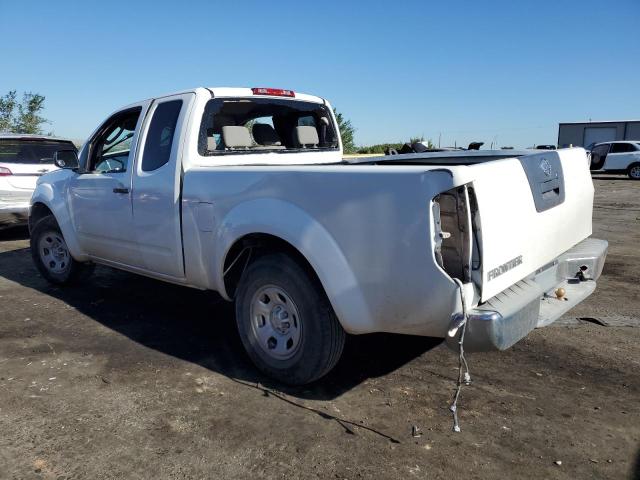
[141,100,183,172]
[591,144,609,157]
[590,144,610,169]
[609,143,636,153]
[88,108,141,173]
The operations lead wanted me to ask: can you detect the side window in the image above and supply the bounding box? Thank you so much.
[89,108,141,173]
[610,143,634,153]
[141,100,183,172]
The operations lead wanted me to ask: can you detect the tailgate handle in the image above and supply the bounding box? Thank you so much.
[539,178,560,195]
[113,187,129,194]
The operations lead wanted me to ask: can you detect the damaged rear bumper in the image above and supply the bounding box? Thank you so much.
[447,237,608,352]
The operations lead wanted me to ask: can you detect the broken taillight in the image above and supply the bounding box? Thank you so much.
[432,185,480,283]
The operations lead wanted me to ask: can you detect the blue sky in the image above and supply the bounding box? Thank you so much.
[1,0,639,148]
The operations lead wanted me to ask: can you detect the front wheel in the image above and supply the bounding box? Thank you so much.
[30,215,94,284]
[628,163,640,180]
[235,253,346,385]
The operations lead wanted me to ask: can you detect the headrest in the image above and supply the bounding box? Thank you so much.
[295,126,319,147]
[252,123,281,146]
[222,126,252,149]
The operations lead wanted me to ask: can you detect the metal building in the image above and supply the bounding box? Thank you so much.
[557,120,640,148]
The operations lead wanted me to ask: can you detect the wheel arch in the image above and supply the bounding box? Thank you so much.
[223,233,320,298]
[28,202,54,232]
[30,184,87,261]
[215,199,372,334]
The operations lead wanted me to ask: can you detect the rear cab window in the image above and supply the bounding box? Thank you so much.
[0,139,76,164]
[197,98,339,155]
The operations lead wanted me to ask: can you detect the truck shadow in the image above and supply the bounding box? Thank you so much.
[0,245,442,401]
[0,225,29,240]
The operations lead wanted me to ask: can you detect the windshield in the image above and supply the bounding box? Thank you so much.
[0,139,76,164]
[198,98,339,155]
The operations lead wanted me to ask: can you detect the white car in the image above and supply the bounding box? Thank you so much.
[589,140,640,179]
[0,135,76,227]
[29,87,607,385]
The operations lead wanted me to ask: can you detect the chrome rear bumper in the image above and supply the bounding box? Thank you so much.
[447,237,608,352]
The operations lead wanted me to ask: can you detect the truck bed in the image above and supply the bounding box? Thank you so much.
[182,147,594,338]
[344,149,535,166]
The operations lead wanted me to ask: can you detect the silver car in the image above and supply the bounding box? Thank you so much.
[0,135,77,228]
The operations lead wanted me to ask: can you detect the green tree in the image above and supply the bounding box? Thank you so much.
[409,135,436,148]
[356,142,404,154]
[356,136,435,154]
[0,90,49,134]
[0,90,17,133]
[333,108,356,154]
[16,92,48,134]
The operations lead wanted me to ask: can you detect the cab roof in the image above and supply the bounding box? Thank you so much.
[118,88,328,114]
[143,87,325,104]
[207,87,325,104]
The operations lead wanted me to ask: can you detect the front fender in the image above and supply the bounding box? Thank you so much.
[31,171,88,262]
[214,198,372,334]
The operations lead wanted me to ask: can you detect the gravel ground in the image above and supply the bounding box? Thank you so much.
[0,176,638,480]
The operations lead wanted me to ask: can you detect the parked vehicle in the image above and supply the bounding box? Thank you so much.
[29,87,607,384]
[0,135,77,228]
[589,141,640,179]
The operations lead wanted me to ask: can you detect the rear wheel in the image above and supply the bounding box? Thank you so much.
[628,163,640,180]
[30,215,94,284]
[235,253,346,385]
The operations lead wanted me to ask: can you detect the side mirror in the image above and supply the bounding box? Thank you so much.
[53,150,79,170]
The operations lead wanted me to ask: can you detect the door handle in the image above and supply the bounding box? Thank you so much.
[113,187,129,194]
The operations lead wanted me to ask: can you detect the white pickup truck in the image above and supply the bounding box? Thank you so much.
[29,87,607,385]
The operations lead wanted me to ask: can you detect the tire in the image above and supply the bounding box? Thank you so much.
[235,253,346,385]
[30,215,94,285]
[627,163,640,180]
[590,153,605,170]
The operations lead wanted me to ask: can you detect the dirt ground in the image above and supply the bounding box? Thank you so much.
[0,176,638,480]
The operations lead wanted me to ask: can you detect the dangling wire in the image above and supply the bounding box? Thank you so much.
[450,278,471,432]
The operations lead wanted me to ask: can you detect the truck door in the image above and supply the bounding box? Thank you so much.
[69,102,150,266]
[131,93,194,278]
